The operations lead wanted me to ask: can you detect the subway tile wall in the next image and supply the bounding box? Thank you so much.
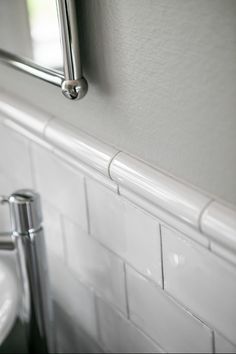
[0,123,236,353]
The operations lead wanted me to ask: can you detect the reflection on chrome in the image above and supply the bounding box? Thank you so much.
[0,190,55,353]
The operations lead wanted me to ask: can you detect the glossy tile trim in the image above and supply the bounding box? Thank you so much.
[44,119,118,177]
[201,201,236,252]
[120,187,210,248]
[110,152,211,228]
[0,91,50,135]
[1,91,236,260]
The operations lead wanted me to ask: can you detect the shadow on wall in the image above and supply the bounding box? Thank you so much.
[77,0,118,96]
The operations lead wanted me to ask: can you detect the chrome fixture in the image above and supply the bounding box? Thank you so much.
[56,0,88,100]
[0,190,54,353]
[0,0,87,101]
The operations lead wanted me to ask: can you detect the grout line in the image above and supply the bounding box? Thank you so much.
[54,251,213,354]
[93,294,103,348]
[28,141,37,190]
[123,262,130,319]
[127,262,213,333]
[212,330,216,354]
[127,317,167,353]
[117,182,121,196]
[198,198,214,251]
[198,198,214,234]
[159,224,165,290]
[127,263,164,291]
[107,150,122,180]
[60,215,69,266]
[83,275,165,353]
[3,94,235,267]
[84,222,165,291]
[42,115,55,138]
[163,286,215,331]
[65,257,128,318]
[3,97,236,258]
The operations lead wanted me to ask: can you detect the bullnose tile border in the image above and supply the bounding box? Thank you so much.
[0,91,235,262]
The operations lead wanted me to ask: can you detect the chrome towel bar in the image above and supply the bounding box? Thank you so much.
[0,0,87,101]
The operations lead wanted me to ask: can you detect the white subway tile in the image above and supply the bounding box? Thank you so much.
[214,332,236,353]
[42,200,65,259]
[201,201,236,252]
[96,296,164,353]
[64,217,127,314]
[31,143,87,231]
[54,301,103,354]
[162,226,236,344]
[50,255,98,343]
[124,201,162,286]
[127,266,213,353]
[86,178,124,252]
[120,186,209,248]
[110,152,211,228]
[54,148,118,193]
[87,178,162,285]
[0,125,33,187]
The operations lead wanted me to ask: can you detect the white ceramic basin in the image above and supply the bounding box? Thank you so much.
[0,253,20,345]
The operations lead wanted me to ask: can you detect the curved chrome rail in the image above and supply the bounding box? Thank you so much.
[0,0,87,100]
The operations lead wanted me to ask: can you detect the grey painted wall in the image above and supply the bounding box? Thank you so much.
[0,0,235,205]
[0,0,32,58]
